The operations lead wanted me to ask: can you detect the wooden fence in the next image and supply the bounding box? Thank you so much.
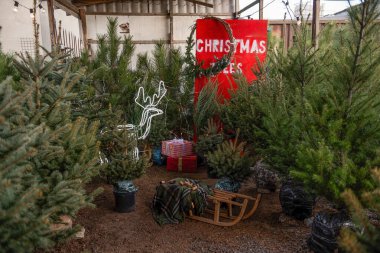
[55,21,83,58]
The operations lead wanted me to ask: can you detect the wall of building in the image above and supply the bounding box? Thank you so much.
[85,0,236,67]
[40,2,81,52]
[0,0,81,54]
[0,0,40,53]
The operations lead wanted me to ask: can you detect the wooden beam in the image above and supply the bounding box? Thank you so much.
[184,0,213,8]
[72,0,116,6]
[79,8,88,51]
[235,0,259,16]
[259,0,263,19]
[84,12,232,17]
[55,0,80,17]
[88,39,188,44]
[169,0,174,49]
[47,0,56,48]
[312,0,320,48]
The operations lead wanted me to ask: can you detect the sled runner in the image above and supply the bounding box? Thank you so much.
[188,189,261,226]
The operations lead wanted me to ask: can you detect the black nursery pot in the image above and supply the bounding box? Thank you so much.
[308,211,351,253]
[113,190,136,213]
[279,180,315,220]
[207,165,219,179]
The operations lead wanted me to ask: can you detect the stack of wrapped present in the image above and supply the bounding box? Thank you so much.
[161,139,197,173]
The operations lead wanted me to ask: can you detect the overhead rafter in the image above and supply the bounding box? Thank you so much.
[184,0,213,8]
[72,0,117,6]
[72,0,213,8]
[55,0,80,17]
[235,0,259,16]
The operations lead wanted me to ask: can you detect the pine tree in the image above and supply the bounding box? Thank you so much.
[236,0,380,204]
[206,131,251,182]
[13,50,102,243]
[92,17,136,119]
[0,79,52,252]
[290,0,380,202]
[339,169,380,253]
[136,42,194,137]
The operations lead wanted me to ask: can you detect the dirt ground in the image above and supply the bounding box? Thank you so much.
[53,166,311,253]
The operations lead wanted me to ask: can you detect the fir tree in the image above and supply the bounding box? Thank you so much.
[101,128,150,183]
[13,50,102,243]
[0,79,52,252]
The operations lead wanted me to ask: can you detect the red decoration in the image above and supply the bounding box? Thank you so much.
[167,156,197,173]
[161,140,193,158]
[194,19,268,101]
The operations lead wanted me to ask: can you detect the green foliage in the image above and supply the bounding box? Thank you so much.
[0,51,19,82]
[0,79,52,252]
[229,0,380,203]
[193,80,220,133]
[12,50,102,244]
[136,42,194,138]
[206,131,251,182]
[195,119,223,160]
[339,169,380,253]
[222,73,265,145]
[146,118,171,147]
[102,129,150,183]
[77,17,137,128]
[289,0,380,202]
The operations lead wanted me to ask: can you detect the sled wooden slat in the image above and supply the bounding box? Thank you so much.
[188,189,261,226]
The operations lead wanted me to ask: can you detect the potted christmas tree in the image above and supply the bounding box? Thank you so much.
[206,131,251,192]
[195,119,224,170]
[102,129,150,213]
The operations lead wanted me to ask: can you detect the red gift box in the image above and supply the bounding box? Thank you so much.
[161,139,193,158]
[166,156,197,173]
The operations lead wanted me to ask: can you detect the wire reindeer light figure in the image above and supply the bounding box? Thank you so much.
[100,81,167,163]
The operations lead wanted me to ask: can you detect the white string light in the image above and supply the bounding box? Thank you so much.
[11,0,45,15]
[13,1,19,12]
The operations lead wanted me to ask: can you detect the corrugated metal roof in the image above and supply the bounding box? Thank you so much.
[84,0,235,14]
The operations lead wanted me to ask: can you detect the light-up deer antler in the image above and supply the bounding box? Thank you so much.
[105,81,167,162]
[135,81,167,109]
[134,81,167,140]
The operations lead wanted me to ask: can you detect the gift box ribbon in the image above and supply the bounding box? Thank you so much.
[178,157,182,172]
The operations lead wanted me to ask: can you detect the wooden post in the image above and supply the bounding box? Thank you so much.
[312,0,320,48]
[282,23,288,53]
[79,8,88,51]
[169,0,174,49]
[259,0,263,19]
[47,0,56,49]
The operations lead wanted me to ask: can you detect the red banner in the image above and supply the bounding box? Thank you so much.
[195,19,268,101]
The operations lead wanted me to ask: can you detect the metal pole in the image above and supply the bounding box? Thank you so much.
[259,0,263,19]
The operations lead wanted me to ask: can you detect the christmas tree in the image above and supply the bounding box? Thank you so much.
[206,131,251,182]
[13,50,102,243]
[289,0,380,202]
[0,78,52,252]
[236,0,380,204]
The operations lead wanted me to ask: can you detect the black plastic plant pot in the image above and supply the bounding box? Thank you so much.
[113,190,136,213]
[207,166,219,179]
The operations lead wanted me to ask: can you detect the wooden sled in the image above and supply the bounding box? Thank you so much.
[188,189,261,226]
